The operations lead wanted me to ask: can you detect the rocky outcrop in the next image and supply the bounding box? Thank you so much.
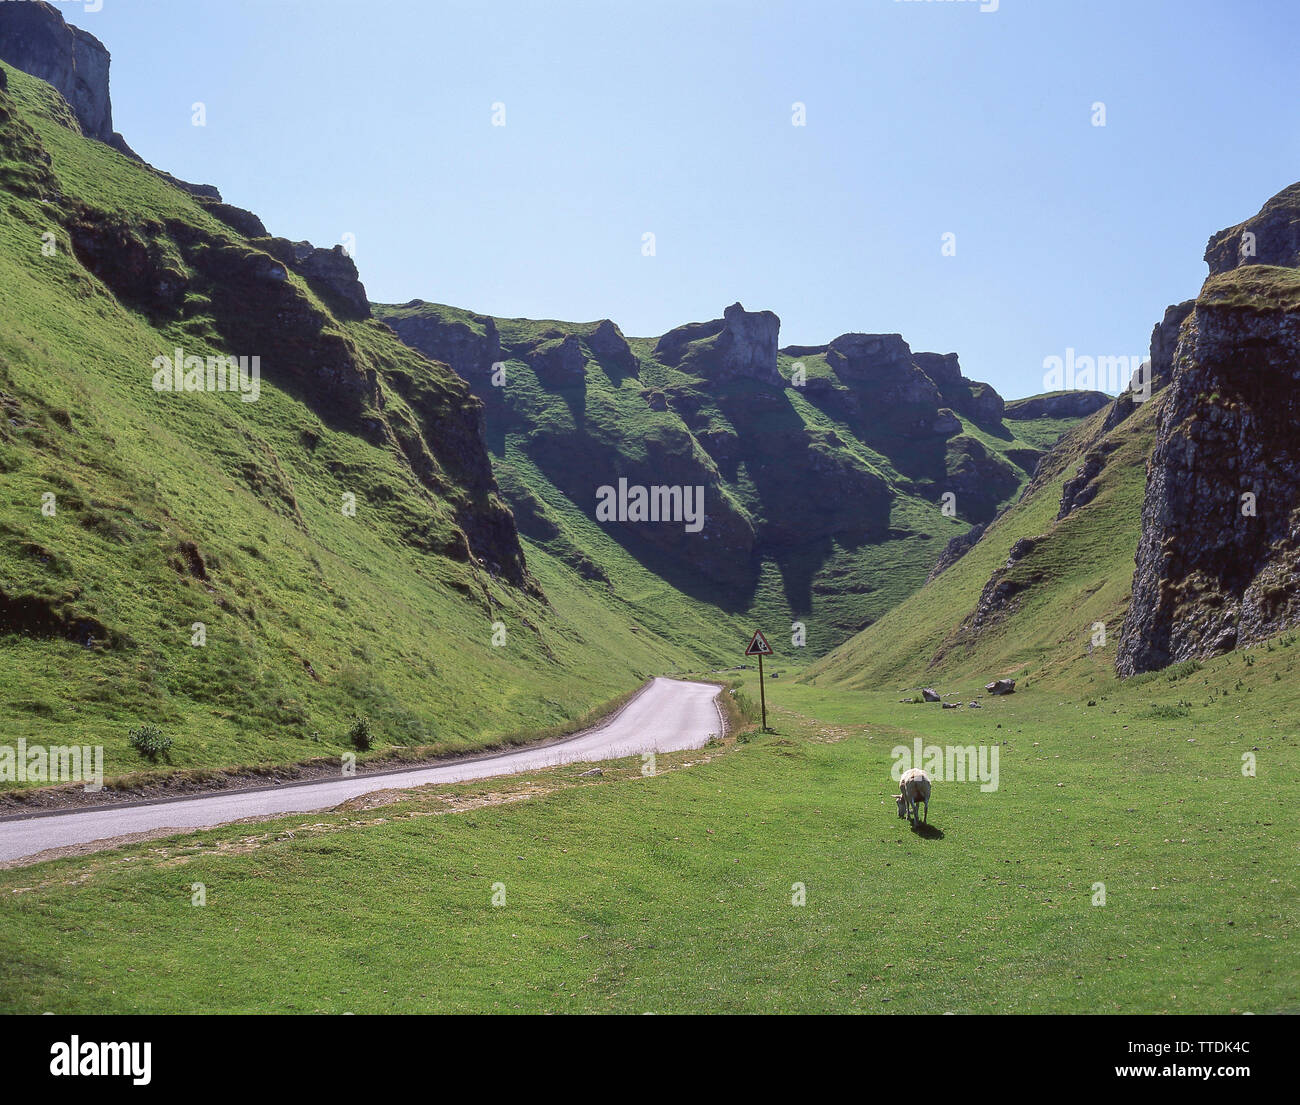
[826,332,920,387]
[0,2,222,200]
[0,1,112,140]
[1148,301,1195,389]
[377,297,1094,612]
[912,352,963,390]
[931,537,1044,666]
[1005,447,1044,474]
[820,340,1008,433]
[931,407,962,436]
[588,318,638,375]
[655,302,782,386]
[1057,441,1118,521]
[964,381,1005,424]
[1004,391,1110,420]
[945,435,1021,523]
[1118,184,1300,674]
[198,198,268,239]
[256,239,369,320]
[526,334,587,386]
[60,196,526,585]
[1204,183,1300,275]
[926,522,986,582]
[1117,301,1300,673]
[377,302,501,382]
[820,333,944,433]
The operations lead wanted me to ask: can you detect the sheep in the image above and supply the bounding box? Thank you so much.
[895,767,932,827]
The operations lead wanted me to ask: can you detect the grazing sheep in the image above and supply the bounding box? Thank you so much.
[895,767,932,826]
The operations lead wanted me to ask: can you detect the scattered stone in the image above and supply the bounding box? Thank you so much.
[921,688,941,702]
[986,679,1016,695]
[578,767,603,778]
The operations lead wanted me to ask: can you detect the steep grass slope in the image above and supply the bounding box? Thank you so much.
[805,389,1163,692]
[377,300,1092,657]
[0,61,731,784]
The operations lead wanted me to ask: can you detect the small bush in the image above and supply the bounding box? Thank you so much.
[347,714,374,751]
[128,723,172,761]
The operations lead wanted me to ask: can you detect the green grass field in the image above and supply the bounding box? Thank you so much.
[1,648,1293,1013]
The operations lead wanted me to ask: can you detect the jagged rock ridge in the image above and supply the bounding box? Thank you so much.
[1117,182,1300,674]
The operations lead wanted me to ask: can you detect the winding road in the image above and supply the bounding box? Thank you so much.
[0,677,724,864]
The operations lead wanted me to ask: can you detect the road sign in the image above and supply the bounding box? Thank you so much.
[745,630,772,730]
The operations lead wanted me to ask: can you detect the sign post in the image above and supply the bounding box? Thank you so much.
[745,629,773,731]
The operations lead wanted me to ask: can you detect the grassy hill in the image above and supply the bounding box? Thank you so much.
[804,388,1161,694]
[0,60,741,785]
[377,300,1091,658]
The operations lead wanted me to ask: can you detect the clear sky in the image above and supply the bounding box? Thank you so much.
[63,0,1300,399]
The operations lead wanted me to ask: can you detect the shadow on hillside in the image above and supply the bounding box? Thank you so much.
[910,822,944,839]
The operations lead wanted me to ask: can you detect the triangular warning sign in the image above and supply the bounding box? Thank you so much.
[745,629,773,656]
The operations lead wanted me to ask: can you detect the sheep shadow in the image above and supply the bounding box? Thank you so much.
[909,822,944,840]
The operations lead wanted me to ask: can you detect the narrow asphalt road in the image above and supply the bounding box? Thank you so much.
[0,677,724,864]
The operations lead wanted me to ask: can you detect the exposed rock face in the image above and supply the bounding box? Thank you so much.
[931,407,962,436]
[378,303,501,382]
[526,334,587,386]
[1117,301,1300,673]
[654,302,782,386]
[1204,183,1300,274]
[378,299,1086,607]
[820,333,944,434]
[945,435,1021,524]
[819,340,1008,434]
[0,2,112,140]
[1118,183,1300,674]
[0,2,223,200]
[198,198,268,239]
[944,553,1041,654]
[1149,301,1195,389]
[826,332,920,388]
[1004,391,1110,420]
[588,318,638,375]
[912,352,963,390]
[926,522,986,583]
[255,239,369,320]
[61,200,526,585]
[964,381,1005,424]
[1057,441,1118,521]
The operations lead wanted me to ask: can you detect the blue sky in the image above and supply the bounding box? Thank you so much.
[67,0,1300,399]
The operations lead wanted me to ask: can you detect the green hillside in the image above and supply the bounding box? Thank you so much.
[0,53,1091,790]
[805,389,1161,693]
[0,61,734,785]
[376,300,1091,658]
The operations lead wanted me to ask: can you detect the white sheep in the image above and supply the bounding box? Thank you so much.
[895,767,932,826]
